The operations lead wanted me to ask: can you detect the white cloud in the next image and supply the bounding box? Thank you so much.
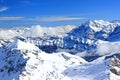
[0,7,8,12]
[0,29,20,39]
[30,16,85,22]
[41,17,85,22]
[0,25,76,39]
[96,40,120,56]
[0,17,24,20]
[24,25,76,37]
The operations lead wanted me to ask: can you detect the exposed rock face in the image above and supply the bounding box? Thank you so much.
[109,56,120,75]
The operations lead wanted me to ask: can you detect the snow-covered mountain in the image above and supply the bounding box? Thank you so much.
[1,20,120,55]
[64,54,120,80]
[0,20,120,80]
[0,39,87,80]
[63,20,120,52]
[0,39,120,80]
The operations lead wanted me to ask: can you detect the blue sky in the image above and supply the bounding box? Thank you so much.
[0,0,120,27]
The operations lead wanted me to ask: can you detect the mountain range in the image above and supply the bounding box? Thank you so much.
[0,20,120,80]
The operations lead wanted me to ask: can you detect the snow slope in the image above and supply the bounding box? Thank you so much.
[64,55,120,80]
[0,39,120,80]
[0,39,87,80]
[19,51,87,80]
[6,39,39,51]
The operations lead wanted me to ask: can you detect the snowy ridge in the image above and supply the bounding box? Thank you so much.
[0,40,87,80]
[63,20,120,55]
[0,39,119,80]
[87,20,115,32]
[64,55,120,80]
[6,39,39,51]
[19,51,87,80]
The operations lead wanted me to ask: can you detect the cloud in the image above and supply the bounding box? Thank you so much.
[0,17,24,20]
[30,16,85,22]
[0,25,76,39]
[0,7,8,12]
[25,25,76,37]
[96,41,120,56]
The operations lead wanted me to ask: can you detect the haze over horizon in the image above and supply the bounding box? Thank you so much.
[0,0,120,27]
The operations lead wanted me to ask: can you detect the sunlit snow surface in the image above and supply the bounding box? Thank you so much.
[0,39,119,80]
[0,40,87,80]
[0,20,120,80]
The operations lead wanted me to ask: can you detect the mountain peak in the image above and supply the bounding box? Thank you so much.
[84,20,116,32]
[6,39,39,51]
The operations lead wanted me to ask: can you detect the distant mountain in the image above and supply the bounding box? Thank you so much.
[0,20,120,55]
[63,20,120,54]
